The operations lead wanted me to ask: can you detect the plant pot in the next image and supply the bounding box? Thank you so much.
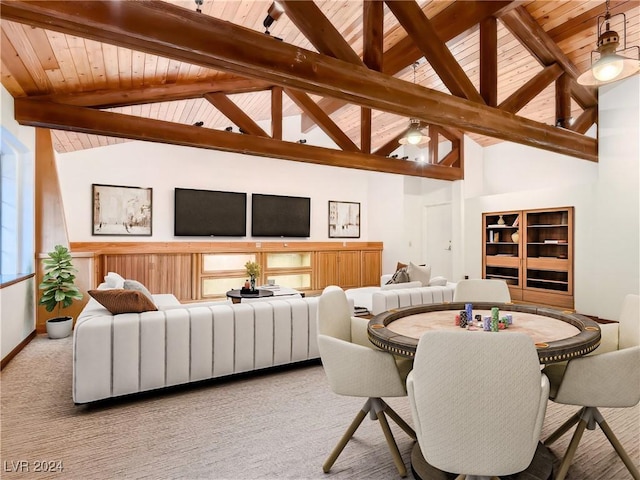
[46,316,73,339]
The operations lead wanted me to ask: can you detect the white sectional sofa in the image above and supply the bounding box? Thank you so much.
[73,291,319,404]
[345,273,456,315]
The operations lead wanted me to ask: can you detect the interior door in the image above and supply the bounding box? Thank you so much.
[423,204,453,280]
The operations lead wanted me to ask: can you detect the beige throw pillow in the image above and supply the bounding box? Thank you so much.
[407,262,431,286]
[123,279,154,303]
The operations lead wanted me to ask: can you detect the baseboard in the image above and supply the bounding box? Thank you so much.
[1,330,37,370]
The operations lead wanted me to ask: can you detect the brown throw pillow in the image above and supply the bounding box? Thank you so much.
[89,289,158,315]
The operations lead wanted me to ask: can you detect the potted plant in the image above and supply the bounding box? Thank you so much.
[244,261,261,292]
[38,244,84,339]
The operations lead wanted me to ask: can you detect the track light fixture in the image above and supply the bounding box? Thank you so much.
[263,2,284,35]
[194,0,203,13]
[577,0,640,86]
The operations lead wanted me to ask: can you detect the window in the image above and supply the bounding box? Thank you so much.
[1,126,34,281]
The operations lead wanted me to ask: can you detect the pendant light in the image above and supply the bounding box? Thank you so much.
[399,63,429,146]
[577,0,640,86]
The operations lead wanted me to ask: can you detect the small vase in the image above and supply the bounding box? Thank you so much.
[511,231,520,243]
[250,276,256,292]
[497,215,505,225]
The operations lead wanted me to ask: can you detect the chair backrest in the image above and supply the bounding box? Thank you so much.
[618,294,640,350]
[408,330,548,477]
[453,278,511,303]
[317,285,352,342]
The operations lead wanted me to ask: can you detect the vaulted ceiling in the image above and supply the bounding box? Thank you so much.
[1,1,638,179]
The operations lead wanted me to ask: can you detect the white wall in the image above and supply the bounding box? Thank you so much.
[59,140,370,242]
[593,75,640,319]
[1,278,35,359]
[462,75,639,319]
[1,84,36,360]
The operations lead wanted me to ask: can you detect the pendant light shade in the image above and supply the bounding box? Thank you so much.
[577,1,640,86]
[399,119,429,146]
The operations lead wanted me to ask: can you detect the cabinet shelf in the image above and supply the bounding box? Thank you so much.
[483,207,573,309]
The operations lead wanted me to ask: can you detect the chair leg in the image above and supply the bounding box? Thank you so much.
[383,402,417,440]
[376,409,407,477]
[322,399,370,473]
[593,409,640,480]
[544,407,584,446]
[323,397,413,476]
[554,416,588,480]
[554,405,640,480]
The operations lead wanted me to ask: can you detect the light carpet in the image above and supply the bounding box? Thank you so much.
[0,335,638,479]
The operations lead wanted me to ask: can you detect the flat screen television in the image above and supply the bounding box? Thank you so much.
[251,194,310,237]
[174,188,246,236]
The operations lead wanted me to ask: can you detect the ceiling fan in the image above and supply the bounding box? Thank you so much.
[399,119,430,146]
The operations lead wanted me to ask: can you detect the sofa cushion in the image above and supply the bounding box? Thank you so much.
[407,262,431,286]
[428,276,448,287]
[123,279,154,303]
[88,289,158,314]
[158,299,232,310]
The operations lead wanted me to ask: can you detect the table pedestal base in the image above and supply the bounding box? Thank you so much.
[411,442,554,480]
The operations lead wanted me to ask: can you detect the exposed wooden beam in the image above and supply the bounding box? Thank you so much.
[499,6,597,109]
[429,127,439,164]
[41,76,272,108]
[480,17,498,107]
[15,98,462,180]
[384,1,484,103]
[1,1,597,162]
[271,86,282,140]
[382,1,513,76]
[284,88,359,152]
[374,130,407,158]
[555,73,572,129]
[439,146,460,167]
[499,63,563,114]
[361,0,384,155]
[302,1,513,131]
[279,0,363,66]
[204,92,269,137]
[570,107,598,135]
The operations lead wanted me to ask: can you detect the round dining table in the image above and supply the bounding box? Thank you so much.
[367,301,602,480]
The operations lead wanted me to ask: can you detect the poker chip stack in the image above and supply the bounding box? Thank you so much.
[490,307,499,332]
[459,311,468,328]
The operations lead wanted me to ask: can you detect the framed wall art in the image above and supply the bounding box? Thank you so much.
[328,201,360,238]
[92,184,152,236]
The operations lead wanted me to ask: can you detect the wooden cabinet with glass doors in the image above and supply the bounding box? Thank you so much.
[483,207,574,309]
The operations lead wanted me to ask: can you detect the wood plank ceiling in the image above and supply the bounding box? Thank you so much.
[1,1,638,179]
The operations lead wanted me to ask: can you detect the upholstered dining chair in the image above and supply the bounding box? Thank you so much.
[543,293,640,480]
[317,285,415,477]
[453,278,511,303]
[407,330,550,479]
